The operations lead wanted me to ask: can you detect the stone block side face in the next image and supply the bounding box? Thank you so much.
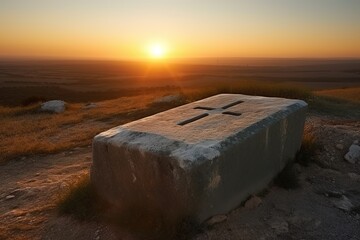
[91,137,195,227]
[281,106,307,166]
[190,105,307,222]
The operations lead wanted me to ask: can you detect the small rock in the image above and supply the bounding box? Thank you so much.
[5,195,15,200]
[59,182,67,189]
[41,100,66,113]
[344,144,360,164]
[324,190,343,198]
[244,195,262,209]
[332,195,354,212]
[21,156,27,160]
[354,140,359,145]
[348,172,360,181]
[10,187,36,199]
[270,219,289,234]
[206,214,227,226]
[95,229,100,240]
[336,144,344,150]
[35,172,40,176]
[65,151,74,155]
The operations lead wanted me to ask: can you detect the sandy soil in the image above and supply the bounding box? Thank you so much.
[0,113,359,240]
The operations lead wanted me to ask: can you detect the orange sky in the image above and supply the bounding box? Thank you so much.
[1,0,360,59]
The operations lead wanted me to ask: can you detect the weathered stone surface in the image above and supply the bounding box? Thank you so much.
[41,100,66,113]
[91,94,307,223]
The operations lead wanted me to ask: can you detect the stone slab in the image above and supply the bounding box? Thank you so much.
[91,94,307,224]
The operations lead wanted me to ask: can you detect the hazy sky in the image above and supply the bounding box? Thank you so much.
[1,0,360,59]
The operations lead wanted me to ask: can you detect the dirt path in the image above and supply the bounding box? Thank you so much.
[0,114,359,240]
[0,147,94,240]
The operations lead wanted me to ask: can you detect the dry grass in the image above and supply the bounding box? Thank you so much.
[57,174,100,220]
[296,125,320,166]
[0,82,313,164]
[274,124,320,189]
[315,87,360,103]
[0,93,164,164]
[309,95,360,119]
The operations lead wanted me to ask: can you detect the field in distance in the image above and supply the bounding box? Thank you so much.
[0,58,359,106]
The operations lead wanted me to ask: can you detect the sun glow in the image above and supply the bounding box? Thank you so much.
[148,43,167,59]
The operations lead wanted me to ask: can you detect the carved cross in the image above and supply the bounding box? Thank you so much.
[177,100,243,126]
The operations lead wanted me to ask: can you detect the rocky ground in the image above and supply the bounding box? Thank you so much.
[0,112,359,240]
[194,114,360,240]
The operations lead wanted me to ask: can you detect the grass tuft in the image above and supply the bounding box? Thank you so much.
[296,126,320,166]
[57,174,100,221]
[275,125,320,189]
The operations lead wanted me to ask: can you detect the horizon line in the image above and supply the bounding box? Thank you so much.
[1,56,360,62]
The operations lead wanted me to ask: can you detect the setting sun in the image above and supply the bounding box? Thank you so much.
[148,43,167,59]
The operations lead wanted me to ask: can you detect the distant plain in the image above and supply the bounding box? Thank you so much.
[0,58,359,106]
